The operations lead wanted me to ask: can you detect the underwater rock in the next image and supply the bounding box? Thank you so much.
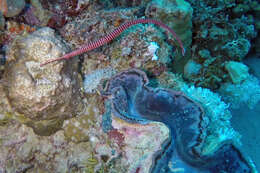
[104,68,253,173]
[0,93,127,172]
[145,0,192,49]
[184,59,201,79]
[22,0,51,26]
[218,74,260,110]
[0,0,25,18]
[244,57,260,79]
[222,38,251,61]
[145,0,193,72]
[187,0,257,89]
[0,12,5,30]
[0,84,12,125]
[225,61,249,84]
[2,27,83,135]
[63,95,103,143]
[0,123,95,172]
[102,0,150,8]
[83,68,116,94]
[110,118,170,173]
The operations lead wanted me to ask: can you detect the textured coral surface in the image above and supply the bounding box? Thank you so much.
[0,0,259,172]
[105,68,252,173]
[2,27,83,135]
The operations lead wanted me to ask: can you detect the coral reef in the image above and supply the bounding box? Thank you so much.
[83,68,116,94]
[1,65,256,172]
[145,0,193,72]
[0,0,25,18]
[40,19,184,66]
[1,27,83,135]
[184,59,202,79]
[0,84,170,173]
[104,68,253,172]
[225,61,249,84]
[145,0,193,52]
[99,0,151,8]
[222,38,251,61]
[0,12,4,30]
[0,124,94,172]
[63,95,103,143]
[60,8,181,78]
[6,21,36,34]
[23,0,51,26]
[218,74,260,109]
[38,0,94,29]
[0,0,259,172]
[185,0,258,89]
[109,118,169,173]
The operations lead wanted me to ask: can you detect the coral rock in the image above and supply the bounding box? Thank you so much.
[184,59,201,79]
[222,38,251,61]
[145,0,193,49]
[0,0,25,18]
[225,61,249,84]
[0,12,5,30]
[145,0,193,72]
[0,123,94,172]
[218,74,260,109]
[111,117,170,173]
[3,27,83,135]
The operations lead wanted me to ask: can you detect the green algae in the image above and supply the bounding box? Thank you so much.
[83,152,99,173]
[0,113,11,126]
[26,118,64,136]
[1,112,64,136]
[111,48,123,59]
[96,155,127,173]
[63,116,90,143]
[0,112,30,126]
[63,96,101,143]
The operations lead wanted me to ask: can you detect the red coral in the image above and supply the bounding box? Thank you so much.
[47,14,66,29]
[108,129,125,148]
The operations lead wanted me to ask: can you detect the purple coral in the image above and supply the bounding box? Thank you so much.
[104,68,251,173]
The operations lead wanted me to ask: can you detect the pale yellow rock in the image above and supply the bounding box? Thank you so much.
[111,115,170,173]
[225,61,249,84]
[3,27,83,135]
